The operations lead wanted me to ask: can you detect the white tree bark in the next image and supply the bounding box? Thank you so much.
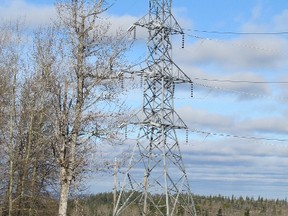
[53,1,129,215]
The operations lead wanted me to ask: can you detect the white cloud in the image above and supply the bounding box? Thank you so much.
[178,106,234,130]
[176,37,288,70]
[177,103,288,138]
[238,116,288,135]
[176,66,271,99]
[181,135,288,198]
[0,0,56,27]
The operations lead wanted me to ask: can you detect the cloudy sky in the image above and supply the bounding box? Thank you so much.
[3,0,288,199]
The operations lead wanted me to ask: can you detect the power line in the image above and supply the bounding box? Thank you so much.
[190,128,288,142]
[194,82,288,101]
[192,77,288,84]
[184,32,288,56]
[189,29,288,35]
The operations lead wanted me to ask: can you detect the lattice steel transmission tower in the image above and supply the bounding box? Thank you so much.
[114,0,197,215]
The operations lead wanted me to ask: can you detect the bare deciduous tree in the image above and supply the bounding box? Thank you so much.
[0,24,59,216]
[51,1,128,215]
[0,1,128,215]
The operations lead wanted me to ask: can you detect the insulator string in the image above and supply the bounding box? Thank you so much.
[134,27,136,40]
[121,75,124,89]
[191,82,194,98]
[140,73,143,88]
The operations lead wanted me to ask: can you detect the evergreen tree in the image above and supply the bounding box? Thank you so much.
[244,208,250,216]
[217,208,223,216]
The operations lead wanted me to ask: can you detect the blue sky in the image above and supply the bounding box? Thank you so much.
[3,0,288,199]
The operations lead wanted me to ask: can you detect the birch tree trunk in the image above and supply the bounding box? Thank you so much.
[6,23,22,216]
[53,1,129,215]
[8,57,17,216]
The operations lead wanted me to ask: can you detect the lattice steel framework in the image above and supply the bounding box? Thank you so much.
[113,0,197,215]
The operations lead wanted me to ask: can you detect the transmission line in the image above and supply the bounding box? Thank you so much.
[190,29,288,35]
[184,32,288,56]
[190,128,288,142]
[191,77,288,84]
[193,82,288,101]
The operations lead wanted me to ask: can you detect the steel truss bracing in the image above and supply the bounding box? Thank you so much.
[114,0,197,215]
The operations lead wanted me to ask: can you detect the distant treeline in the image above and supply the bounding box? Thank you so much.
[66,192,288,216]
